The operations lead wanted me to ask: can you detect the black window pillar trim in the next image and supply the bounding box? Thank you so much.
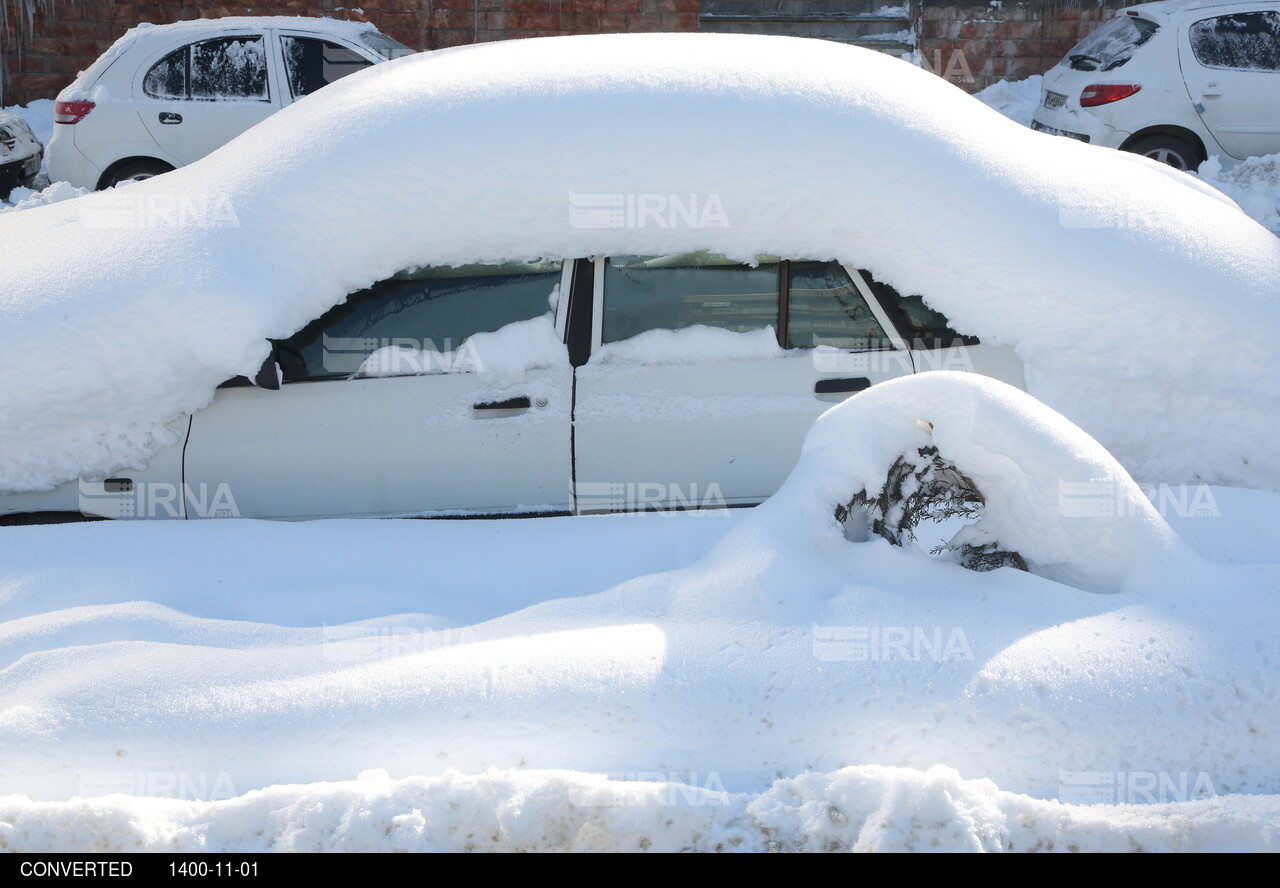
[564,257,596,369]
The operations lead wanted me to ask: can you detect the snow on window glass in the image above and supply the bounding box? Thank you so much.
[143,48,188,99]
[1190,12,1280,72]
[602,253,780,344]
[282,37,372,100]
[1065,16,1160,72]
[276,261,563,381]
[786,261,891,350]
[190,37,269,100]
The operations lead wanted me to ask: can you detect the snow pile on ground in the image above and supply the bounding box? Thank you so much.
[1196,153,1280,237]
[1,33,1279,495]
[0,180,87,214]
[2,764,1277,852]
[973,74,1042,127]
[1,374,1277,851]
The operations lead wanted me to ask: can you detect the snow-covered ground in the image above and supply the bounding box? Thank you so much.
[974,76,1280,237]
[2,374,1278,851]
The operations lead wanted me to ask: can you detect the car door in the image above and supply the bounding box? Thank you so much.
[570,255,915,512]
[1180,10,1280,160]
[276,32,379,104]
[138,33,282,166]
[182,261,573,519]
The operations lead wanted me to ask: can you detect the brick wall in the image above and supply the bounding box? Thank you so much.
[2,0,1124,105]
[918,0,1131,91]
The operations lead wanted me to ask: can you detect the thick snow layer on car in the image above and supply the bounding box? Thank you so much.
[1,32,1279,494]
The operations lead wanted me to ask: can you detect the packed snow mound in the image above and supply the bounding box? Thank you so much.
[769,372,1183,593]
[974,74,1043,127]
[1,764,1276,852]
[1,32,1279,493]
[1197,153,1280,237]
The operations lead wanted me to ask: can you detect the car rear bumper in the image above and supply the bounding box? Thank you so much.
[1031,102,1127,150]
[0,150,42,191]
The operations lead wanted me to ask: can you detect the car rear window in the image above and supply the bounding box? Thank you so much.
[1065,15,1160,71]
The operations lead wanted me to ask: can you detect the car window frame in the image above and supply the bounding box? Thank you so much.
[275,31,382,103]
[140,32,274,103]
[587,256,912,356]
[1186,9,1280,73]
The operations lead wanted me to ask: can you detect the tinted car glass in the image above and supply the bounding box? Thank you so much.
[786,261,892,350]
[282,37,372,99]
[602,253,780,343]
[859,273,978,348]
[275,261,562,381]
[190,37,269,100]
[1190,12,1280,71]
[143,48,188,99]
[1065,16,1160,71]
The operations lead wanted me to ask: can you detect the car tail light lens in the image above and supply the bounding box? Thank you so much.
[1079,84,1141,107]
[54,100,95,124]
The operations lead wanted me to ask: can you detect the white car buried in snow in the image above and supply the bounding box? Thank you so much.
[46,16,413,190]
[1,32,1278,522]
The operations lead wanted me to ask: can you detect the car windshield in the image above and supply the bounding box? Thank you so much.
[1065,15,1159,71]
[359,32,416,60]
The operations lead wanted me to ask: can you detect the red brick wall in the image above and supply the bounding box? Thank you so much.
[1,0,700,105]
[2,0,1123,105]
[918,0,1130,92]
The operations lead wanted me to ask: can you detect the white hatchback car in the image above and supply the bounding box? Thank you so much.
[1032,0,1280,170]
[46,16,412,190]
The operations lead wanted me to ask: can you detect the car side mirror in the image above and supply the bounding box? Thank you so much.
[253,350,283,390]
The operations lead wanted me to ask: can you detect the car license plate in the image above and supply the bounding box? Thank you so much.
[1044,91,1067,110]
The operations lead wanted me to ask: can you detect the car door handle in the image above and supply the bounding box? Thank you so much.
[473,396,531,412]
[159,112,183,124]
[814,377,871,395]
[1201,83,1222,98]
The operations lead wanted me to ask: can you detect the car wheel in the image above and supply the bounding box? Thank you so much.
[1125,135,1203,172]
[100,159,174,189]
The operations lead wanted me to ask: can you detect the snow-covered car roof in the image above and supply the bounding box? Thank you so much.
[2,32,1279,495]
[1119,0,1276,23]
[57,16,384,102]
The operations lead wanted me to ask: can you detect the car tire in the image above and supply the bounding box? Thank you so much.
[100,159,174,189]
[1125,135,1204,172]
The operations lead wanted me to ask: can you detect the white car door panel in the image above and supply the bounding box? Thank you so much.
[138,34,281,166]
[572,256,915,511]
[183,260,572,519]
[1181,12,1280,159]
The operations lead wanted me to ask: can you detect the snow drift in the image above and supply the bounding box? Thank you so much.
[1,32,1279,493]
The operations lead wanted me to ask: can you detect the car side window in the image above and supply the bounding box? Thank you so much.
[274,261,563,382]
[191,37,269,100]
[1190,12,1280,71]
[281,36,372,99]
[602,253,780,343]
[145,38,269,101]
[143,48,188,99]
[786,261,893,350]
[860,272,979,349]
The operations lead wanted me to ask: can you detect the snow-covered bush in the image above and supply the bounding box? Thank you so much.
[769,372,1184,593]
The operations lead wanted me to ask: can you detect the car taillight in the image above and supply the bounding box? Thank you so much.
[1079,84,1141,108]
[54,100,95,124]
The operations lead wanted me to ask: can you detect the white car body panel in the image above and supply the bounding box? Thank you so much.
[46,19,395,190]
[1033,0,1280,163]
